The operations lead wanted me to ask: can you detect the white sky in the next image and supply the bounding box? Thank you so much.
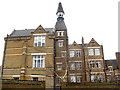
[0,0,119,65]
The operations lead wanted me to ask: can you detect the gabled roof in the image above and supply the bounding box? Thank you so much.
[56,2,64,15]
[87,38,100,47]
[9,28,54,37]
[105,59,119,70]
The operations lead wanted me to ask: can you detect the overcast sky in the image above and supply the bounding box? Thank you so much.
[0,0,119,65]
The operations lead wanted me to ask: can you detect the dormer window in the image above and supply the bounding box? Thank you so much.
[34,35,45,47]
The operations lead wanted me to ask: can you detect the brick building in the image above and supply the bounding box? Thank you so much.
[1,2,120,88]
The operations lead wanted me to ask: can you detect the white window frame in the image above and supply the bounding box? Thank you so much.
[90,61,95,69]
[59,42,63,47]
[70,62,75,70]
[77,75,82,83]
[58,32,60,36]
[76,50,81,57]
[95,49,100,55]
[57,31,64,36]
[57,64,62,70]
[89,48,94,56]
[33,55,45,68]
[97,74,103,82]
[61,32,64,36]
[76,62,82,70]
[61,51,66,57]
[91,74,96,82]
[70,75,76,82]
[34,35,45,47]
[109,66,113,72]
[96,61,101,68]
[70,50,74,57]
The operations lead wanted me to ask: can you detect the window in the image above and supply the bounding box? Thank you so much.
[90,61,95,69]
[70,62,75,70]
[59,42,63,47]
[57,31,64,36]
[33,55,45,68]
[95,49,100,55]
[34,35,45,47]
[109,66,113,72]
[70,50,74,57]
[58,32,60,36]
[89,49,94,56]
[107,75,111,81]
[96,61,101,68]
[77,75,82,83]
[97,74,103,82]
[61,32,64,36]
[14,77,19,80]
[76,50,81,57]
[61,52,66,57]
[91,74,96,82]
[33,77,38,81]
[76,62,82,70]
[70,75,76,82]
[57,64,62,70]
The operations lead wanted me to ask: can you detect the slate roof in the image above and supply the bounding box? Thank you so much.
[56,2,64,14]
[9,28,54,37]
[69,43,88,48]
[105,59,119,70]
[55,21,67,30]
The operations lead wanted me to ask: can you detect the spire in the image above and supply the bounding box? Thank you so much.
[55,2,67,30]
[56,2,65,21]
[56,2,65,15]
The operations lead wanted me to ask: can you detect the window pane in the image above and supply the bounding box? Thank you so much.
[34,35,45,47]
[89,49,94,55]
[14,77,19,80]
[61,32,64,36]
[33,55,45,68]
[59,42,63,47]
[96,61,101,68]
[109,67,112,72]
[33,77,38,81]
[37,60,40,68]
[58,32,60,36]
[76,62,81,70]
[70,50,74,57]
[57,64,62,70]
[91,74,96,82]
[41,60,43,68]
[95,49,100,55]
[70,62,75,70]
[38,42,41,47]
[77,75,81,83]
[61,52,66,57]
[97,74,103,82]
[76,50,80,57]
[90,61,95,68]
[71,75,76,82]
